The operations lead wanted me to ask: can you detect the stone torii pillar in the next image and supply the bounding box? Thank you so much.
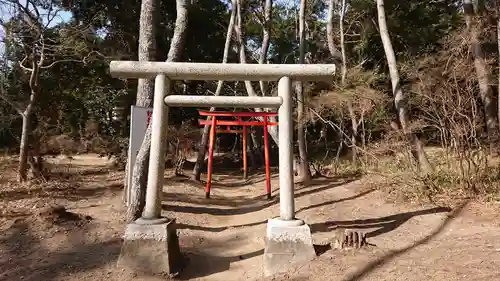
[110,61,335,276]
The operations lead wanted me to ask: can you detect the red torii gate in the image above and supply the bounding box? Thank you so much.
[198,110,278,199]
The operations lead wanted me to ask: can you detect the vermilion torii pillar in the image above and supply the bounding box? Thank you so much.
[197,110,278,199]
[110,61,335,276]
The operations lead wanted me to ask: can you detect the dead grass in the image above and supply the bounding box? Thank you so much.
[328,146,500,206]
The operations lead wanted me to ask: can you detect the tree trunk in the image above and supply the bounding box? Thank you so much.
[295,0,311,182]
[127,0,189,222]
[18,113,31,182]
[327,0,355,164]
[247,131,258,169]
[250,129,262,167]
[126,0,158,221]
[376,0,432,173]
[167,0,189,62]
[347,105,358,163]
[231,135,239,154]
[464,0,497,140]
[18,59,41,182]
[28,155,43,179]
[497,6,500,131]
[28,126,44,179]
[192,0,236,181]
[339,0,347,86]
[19,103,44,181]
[339,0,357,164]
[326,0,342,64]
[259,0,272,96]
[234,0,279,145]
[127,125,152,221]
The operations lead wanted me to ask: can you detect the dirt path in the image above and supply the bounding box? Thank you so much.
[1,154,500,281]
[166,172,500,281]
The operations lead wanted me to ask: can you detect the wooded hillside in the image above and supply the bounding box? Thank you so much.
[1,0,500,202]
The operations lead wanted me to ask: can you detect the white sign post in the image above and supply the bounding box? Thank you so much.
[125,105,153,205]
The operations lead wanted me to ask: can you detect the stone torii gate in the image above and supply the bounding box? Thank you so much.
[111,61,336,276]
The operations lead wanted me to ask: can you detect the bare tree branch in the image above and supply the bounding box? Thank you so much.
[37,34,46,67]
[18,56,33,71]
[39,58,83,68]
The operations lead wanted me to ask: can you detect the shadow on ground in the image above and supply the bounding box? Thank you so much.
[164,169,279,190]
[178,233,265,279]
[0,183,123,202]
[177,219,267,232]
[175,183,371,233]
[178,248,264,280]
[179,153,279,174]
[210,173,279,188]
[162,176,361,216]
[311,205,453,256]
[310,205,452,238]
[296,188,376,214]
[0,218,121,281]
[341,200,468,281]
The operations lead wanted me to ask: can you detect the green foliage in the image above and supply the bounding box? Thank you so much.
[2,0,500,202]
[347,0,462,67]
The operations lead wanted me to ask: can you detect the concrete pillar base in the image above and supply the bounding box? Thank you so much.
[263,218,316,277]
[117,217,183,276]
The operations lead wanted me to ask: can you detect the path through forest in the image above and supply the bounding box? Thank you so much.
[0,154,499,281]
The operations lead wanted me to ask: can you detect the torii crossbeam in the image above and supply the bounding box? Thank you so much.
[109,61,336,277]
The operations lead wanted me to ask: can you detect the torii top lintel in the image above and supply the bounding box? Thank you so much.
[109,61,336,82]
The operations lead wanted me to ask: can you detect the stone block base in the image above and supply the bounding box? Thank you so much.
[263,218,316,276]
[116,218,183,276]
